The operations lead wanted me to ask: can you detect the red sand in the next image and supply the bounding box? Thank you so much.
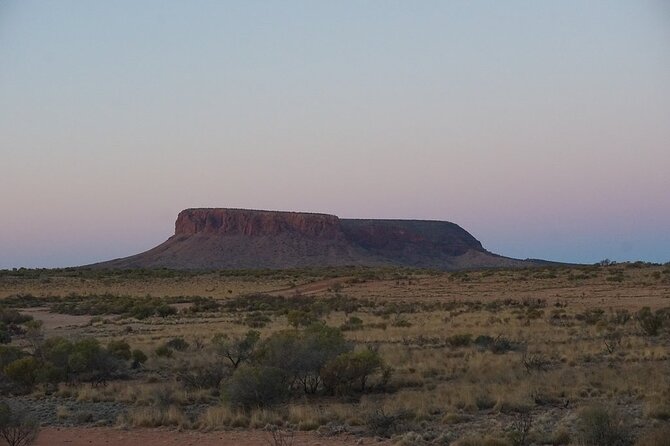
[35,427,389,446]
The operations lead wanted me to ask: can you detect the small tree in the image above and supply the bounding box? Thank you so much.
[4,358,40,392]
[212,330,260,369]
[223,365,288,410]
[0,403,38,446]
[258,324,350,394]
[321,348,383,394]
[577,405,632,446]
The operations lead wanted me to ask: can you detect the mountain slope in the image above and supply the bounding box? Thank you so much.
[91,208,550,270]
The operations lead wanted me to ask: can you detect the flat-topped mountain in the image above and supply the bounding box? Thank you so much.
[92,208,550,270]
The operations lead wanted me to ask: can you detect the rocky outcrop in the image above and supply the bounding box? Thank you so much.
[91,208,550,270]
[175,209,343,238]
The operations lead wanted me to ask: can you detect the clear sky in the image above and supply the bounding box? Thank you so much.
[1,1,669,268]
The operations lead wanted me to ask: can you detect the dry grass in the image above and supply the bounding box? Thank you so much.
[2,264,669,443]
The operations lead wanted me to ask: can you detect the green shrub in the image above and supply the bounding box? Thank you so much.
[0,347,25,370]
[0,324,11,345]
[4,358,40,391]
[165,337,189,351]
[0,402,39,446]
[156,304,177,318]
[244,311,272,328]
[0,308,33,325]
[576,405,632,446]
[258,324,350,394]
[287,310,318,327]
[223,365,288,409]
[321,348,383,395]
[446,334,472,348]
[107,340,131,360]
[131,349,148,368]
[68,338,123,383]
[154,345,173,358]
[212,330,259,369]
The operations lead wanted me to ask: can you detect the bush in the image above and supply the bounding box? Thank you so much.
[0,309,33,326]
[223,365,288,409]
[576,405,632,446]
[107,340,131,360]
[244,311,272,328]
[0,402,38,446]
[364,408,413,438]
[131,349,148,368]
[636,307,664,336]
[257,324,350,394]
[165,337,189,351]
[0,324,11,345]
[474,335,521,354]
[4,358,40,391]
[287,310,318,327]
[0,347,25,370]
[68,338,123,384]
[212,330,259,369]
[321,348,383,395]
[156,304,177,318]
[446,334,472,348]
[154,345,173,358]
[177,359,230,390]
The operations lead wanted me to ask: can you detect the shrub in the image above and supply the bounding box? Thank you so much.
[0,324,11,345]
[287,310,319,327]
[131,349,148,368]
[258,324,350,394]
[174,352,230,390]
[212,330,260,369]
[0,402,38,446]
[576,405,632,446]
[4,358,40,391]
[364,408,413,438]
[68,338,123,384]
[446,334,472,348]
[223,365,288,409]
[244,311,272,328]
[0,347,25,370]
[610,309,631,325]
[154,345,173,358]
[165,337,189,351]
[475,335,521,354]
[107,340,131,360]
[0,309,33,326]
[156,304,177,318]
[321,348,383,395]
[636,307,663,336]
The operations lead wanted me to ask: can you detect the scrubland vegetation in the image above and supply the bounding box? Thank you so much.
[0,262,669,445]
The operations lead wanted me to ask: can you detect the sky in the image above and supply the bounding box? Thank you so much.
[1,1,669,268]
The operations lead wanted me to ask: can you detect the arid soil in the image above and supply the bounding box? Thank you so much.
[1,264,669,445]
[35,427,388,446]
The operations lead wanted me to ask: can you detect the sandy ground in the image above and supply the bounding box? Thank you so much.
[35,427,388,446]
[20,307,92,331]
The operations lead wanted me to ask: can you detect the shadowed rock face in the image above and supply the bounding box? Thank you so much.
[175,208,343,238]
[91,208,547,270]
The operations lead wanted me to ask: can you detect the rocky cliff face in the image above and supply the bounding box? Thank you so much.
[175,209,342,238]
[91,208,545,270]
